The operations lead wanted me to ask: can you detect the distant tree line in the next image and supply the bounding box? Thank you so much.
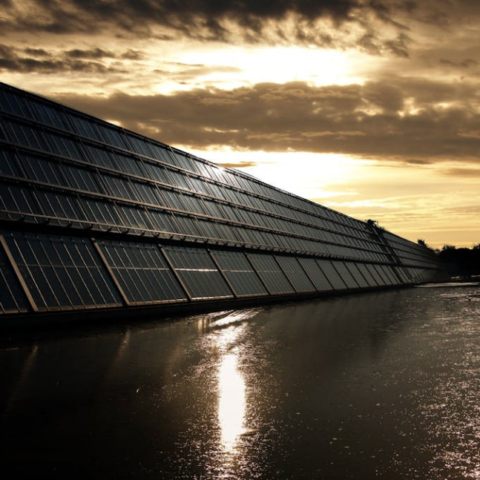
[417,240,480,278]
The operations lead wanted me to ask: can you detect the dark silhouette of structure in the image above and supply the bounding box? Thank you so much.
[0,82,446,325]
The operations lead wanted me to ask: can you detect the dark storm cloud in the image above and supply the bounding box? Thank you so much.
[0,0,420,53]
[0,43,126,74]
[24,48,51,57]
[53,79,480,162]
[65,48,117,59]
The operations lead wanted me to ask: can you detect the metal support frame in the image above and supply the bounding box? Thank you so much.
[366,224,408,283]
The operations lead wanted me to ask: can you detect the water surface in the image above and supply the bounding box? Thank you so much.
[1,286,480,478]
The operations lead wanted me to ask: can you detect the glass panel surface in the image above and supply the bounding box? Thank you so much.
[247,254,294,294]
[345,263,370,288]
[316,260,347,290]
[0,149,22,177]
[163,246,233,300]
[211,250,267,296]
[275,256,315,293]
[330,261,359,289]
[297,257,333,291]
[0,246,29,314]
[360,264,381,286]
[4,233,122,311]
[98,241,187,304]
[381,265,399,284]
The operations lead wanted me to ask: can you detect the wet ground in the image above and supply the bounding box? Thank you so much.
[1,285,480,479]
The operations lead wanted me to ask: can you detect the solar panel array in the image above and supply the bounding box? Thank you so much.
[0,82,445,318]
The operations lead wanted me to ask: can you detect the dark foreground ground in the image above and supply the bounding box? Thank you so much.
[1,284,480,479]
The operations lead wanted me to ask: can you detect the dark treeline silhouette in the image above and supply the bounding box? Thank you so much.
[433,243,480,279]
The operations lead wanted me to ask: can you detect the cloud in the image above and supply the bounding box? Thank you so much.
[52,78,480,162]
[1,0,361,31]
[215,161,259,169]
[402,158,433,166]
[442,168,480,178]
[0,43,137,74]
[121,49,144,60]
[440,58,478,68]
[24,48,51,57]
[153,63,243,83]
[65,48,117,59]
[0,0,424,54]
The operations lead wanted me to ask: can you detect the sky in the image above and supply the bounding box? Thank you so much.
[1,0,480,248]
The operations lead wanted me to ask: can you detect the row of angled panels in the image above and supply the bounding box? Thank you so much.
[0,83,441,271]
[0,138,387,262]
[0,177,389,264]
[0,110,370,245]
[0,90,440,268]
[382,231,440,267]
[0,231,440,316]
[0,83,367,232]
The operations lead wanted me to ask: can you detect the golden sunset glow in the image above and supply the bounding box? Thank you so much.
[166,46,364,92]
[2,0,479,247]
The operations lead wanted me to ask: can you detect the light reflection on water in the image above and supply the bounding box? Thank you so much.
[218,352,246,451]
[1,287,480,478]
[205,310,254,470]
[202,311,253,455]
[412,300,480,479]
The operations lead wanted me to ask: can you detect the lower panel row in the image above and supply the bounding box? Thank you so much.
[0,231,440,315]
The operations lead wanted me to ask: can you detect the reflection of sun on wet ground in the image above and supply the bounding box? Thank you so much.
[218,352,246,452]
[207,312,254,453]
[193,309,261,475]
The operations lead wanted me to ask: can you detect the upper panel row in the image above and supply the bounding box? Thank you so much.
[0,83,369,231]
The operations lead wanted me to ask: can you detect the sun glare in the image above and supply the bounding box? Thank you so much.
[186,148,371,198]
[156,46,363,94]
